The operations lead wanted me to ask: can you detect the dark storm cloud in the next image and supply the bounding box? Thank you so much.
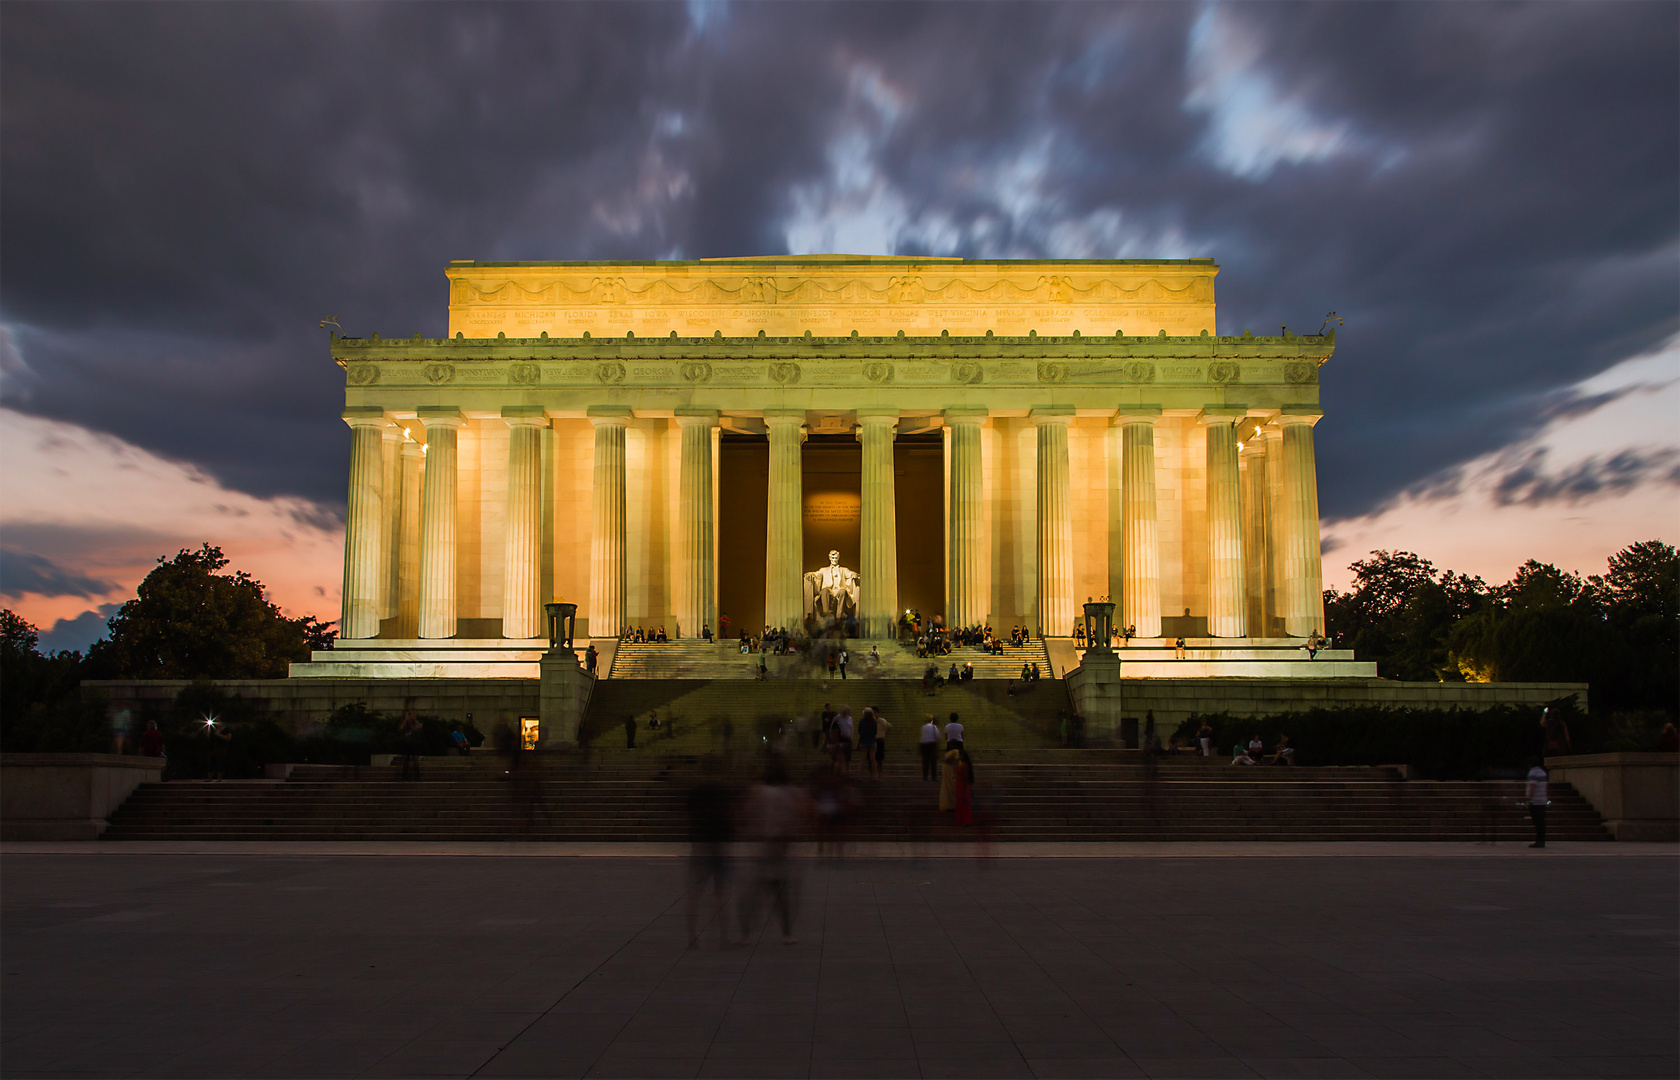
[0,547,117,600]
[2,1,1675,518]
[1491,446,1680,508]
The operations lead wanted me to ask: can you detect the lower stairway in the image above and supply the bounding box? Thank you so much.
[103,753,1611,843]
[579,677,1067,751]
[606,639,1054,681]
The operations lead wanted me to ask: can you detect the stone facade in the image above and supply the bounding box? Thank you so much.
[311,256,1338,674]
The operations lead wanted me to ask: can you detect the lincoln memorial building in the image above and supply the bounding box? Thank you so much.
[302,256,1339,679]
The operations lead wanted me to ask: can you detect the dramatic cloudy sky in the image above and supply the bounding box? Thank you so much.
[2,1,1676,650]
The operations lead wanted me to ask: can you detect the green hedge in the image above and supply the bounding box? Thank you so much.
[156,686,485,777]
[1171,698,1605,779]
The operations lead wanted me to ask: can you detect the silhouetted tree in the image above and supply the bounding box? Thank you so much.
[85,544,335,680]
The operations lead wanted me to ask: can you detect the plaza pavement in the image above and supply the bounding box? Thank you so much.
[2,845,1675,1079]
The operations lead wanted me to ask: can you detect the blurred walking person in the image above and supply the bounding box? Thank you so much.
[398,705,423,781]
[953,749,975,826]
[686,761,738,947]
[739,761,804,945]
[939,744,960,811]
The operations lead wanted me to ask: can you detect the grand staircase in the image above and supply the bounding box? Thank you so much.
[102,753,1611,843]
[579,677,1066,751]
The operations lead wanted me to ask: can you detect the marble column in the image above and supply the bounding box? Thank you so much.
[858,410,900,639]
[501,407,548,640]
[763,411,805,630]
[676,410,718,639]
[1262,425,1288,639]
[1240,436,1271,638]
[395,440,423,638]
[339,408,388,640]
[1201,408,1247,638]
[1032,409,1074,637]
[1278,408,1326,636]
[417,409,464,639]
[588,408,631,641]
[945,409,986,630]
[378,425,403,623]
[1115,409,1162,639]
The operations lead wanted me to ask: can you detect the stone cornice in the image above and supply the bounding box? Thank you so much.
[333,331,1332,394]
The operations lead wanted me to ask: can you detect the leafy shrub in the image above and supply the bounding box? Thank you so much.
[1174,696,1590,779]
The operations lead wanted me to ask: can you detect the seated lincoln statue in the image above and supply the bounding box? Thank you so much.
[803,550,860,622]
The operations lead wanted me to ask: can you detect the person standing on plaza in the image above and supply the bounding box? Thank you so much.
[857,707,879,780]
[919,716,940,781]
[1525,760,1549,848]
[944,713,964,753]
[839,647,849,679]
[207,721,233,781]
[585,644,598,678]
[139,719,165,759]
[398,706,422,781]
[819,704,834,750]
[872,706,891,777]
[1541,707,1572,758]
[1197,719,1214,757]
[110,708,135,755]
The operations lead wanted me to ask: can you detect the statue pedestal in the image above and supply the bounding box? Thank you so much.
[1066,648,1123,747]
[538,648,590,749]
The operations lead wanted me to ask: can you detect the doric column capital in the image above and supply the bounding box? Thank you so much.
[501,405,549,429]
[674,408,720,428]
[1197,406,1248,427]
[343,406,390,430]
[1112,406,1162,426]
[1240,436,1268,459]
[856,408,900,427]
[400,439,425,461]
[763,409,807,428]
[587,406,632,429]
[1276,406,1324,428]
[417,407,466,430]
[943,407,987,427]
[1030,407,1075,427]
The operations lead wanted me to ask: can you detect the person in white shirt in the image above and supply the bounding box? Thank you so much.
[944,713,964,752]
[919,716,940,781]
[1525,761,1549,848]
